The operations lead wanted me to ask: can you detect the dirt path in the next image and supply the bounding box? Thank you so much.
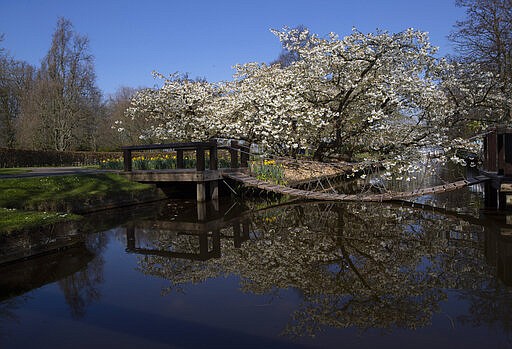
[0,167,119,179]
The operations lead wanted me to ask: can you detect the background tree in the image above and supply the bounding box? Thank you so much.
[449,0,512,124]
[0,35,34,148]
[17,18,101,151]
[440,61,506,138]
[96,86,158,149]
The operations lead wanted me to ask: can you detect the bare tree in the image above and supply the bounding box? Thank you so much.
[450,0,512,121]
[0,35,34,148]
[96,86,143,150]
[17,18,101,151]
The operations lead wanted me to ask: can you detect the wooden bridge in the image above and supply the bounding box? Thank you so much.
[121,141,489,203]
[224,172,489,202]
[121,141,250,202]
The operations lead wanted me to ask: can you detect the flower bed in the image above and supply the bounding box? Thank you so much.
[100,153,231,170]
[249,159,287,185]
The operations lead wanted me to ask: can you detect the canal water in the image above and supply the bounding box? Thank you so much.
[1,175,512,348]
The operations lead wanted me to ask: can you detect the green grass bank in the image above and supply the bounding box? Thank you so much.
[0,208,81,233]
[0,173,163,233]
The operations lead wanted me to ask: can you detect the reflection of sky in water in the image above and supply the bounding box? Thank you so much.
[1,191,512,348]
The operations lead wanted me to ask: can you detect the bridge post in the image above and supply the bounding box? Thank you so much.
[240,143,249,168]
[123,149,132,172]
[199,232,209,257]
[230,141,239,168]
[176,149,184,168]
[211,196,219,211]
[197,183,206,202]
[196,145,206,202]
[212,230,221,258]
[233,223,242,248]
[210,181,219,200]
[196,146,205,171]
[197,201,207,220]
[209,143,218,170]
[242,220,250,241]
[209,142,219,200]
[126,225,135,250]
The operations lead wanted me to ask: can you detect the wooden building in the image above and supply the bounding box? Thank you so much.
[481,127,512,209]
[483,126,512,176]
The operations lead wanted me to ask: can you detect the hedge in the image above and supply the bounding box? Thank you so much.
[0,148,122,168]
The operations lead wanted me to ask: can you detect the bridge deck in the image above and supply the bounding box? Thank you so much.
[224,172,489,202]
[121,169,223,182]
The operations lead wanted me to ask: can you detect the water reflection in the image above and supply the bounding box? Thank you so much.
[57,233,108,319]
[125,219,252,261]
[0,297,26,338]
[129,200,512,336]
[0,235,107,320]
[1,194,512,345]
[0,206,134,320]
[0,245,94,299]
[482,213,512,286]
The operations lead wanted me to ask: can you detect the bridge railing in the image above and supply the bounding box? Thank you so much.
[218,140,250,169]
[121,140,250,172]
[121,141,218,172]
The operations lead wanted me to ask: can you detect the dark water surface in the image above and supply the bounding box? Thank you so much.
[1,181,512,348]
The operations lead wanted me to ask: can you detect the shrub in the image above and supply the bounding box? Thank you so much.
[0,148,121,168]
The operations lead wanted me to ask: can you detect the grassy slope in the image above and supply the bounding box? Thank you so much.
[0,208,81,233]
[0,173,156,232]
[0,173,153,209]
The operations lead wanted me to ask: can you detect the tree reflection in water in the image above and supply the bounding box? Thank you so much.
[131,201,511,337]
[0,297,27,338]
[58,232,109,319]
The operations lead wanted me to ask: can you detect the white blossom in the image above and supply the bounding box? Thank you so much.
[124,27,489,178]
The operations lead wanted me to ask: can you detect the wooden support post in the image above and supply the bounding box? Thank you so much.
[209,144,218,170]
[210,180,219,200]
[126,226,135,250]
[211,195,219,211]
[196,147,205,171]
[197,198,207,217]
[197,183,207,203]
[242,221,250,241]
[233,223,242,248]
[176,149,184,169]
[199,233,208,257]
[230,141,239,168]
[123,149,132,172]
[240,143,249,168]
[212,230,221,258]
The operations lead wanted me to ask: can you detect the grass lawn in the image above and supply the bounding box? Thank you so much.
[0,173,153,209]
[0,173,157,232]
[0,208,81,233]
[0,168,32,175]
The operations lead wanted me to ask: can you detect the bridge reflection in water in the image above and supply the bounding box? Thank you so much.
[126,220,250,261]
[482,212,512,286]
[125,209,252,262]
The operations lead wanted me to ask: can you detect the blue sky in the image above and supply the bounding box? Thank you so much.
[1,0,466,96]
